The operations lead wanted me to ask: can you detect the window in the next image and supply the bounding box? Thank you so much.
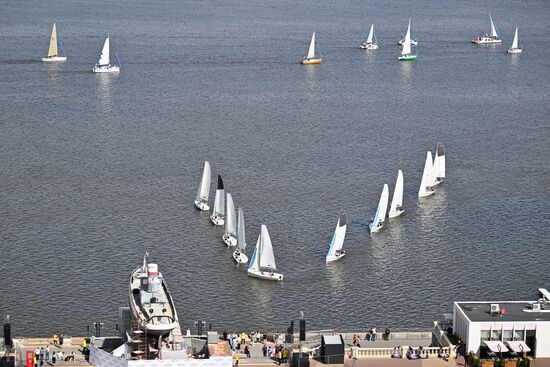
[491,330,502,341]
[503,330,513,341]
[480,330,490,342]
[513,330,524,341]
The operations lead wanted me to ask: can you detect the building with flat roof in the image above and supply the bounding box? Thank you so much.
[453,288,550,358]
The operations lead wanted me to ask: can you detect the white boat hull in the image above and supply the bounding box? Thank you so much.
[194,200,210,211]
[433,177,443,186]
[388,209,404,219]
[326,251,346,263]
[360,43,378,50]
[233,250,248,264]
[247,269,283,281]
[369,223,384,233]
[223,234,237,247]
[93,64,120,73]
[508,48,522,54]
[418,188,436,198]
[472,37,502,44]
[42,56,67,62]
[210,214,225,226]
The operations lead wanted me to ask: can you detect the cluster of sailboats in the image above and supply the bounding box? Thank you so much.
[41,23,120,73]
[194,162,283,281]
[193,144,445,276]
[472,14,523,54]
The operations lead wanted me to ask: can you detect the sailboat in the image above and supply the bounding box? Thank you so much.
[398,19,417,61]
[129,253,179,335]
[433,143,445,186]
[93,36,120,73]
[210,175,225,225]
[232,207,248,264]
[369,184,389,233]
[42,23,67,62]
[223,193,237,246]
[472,14,502,44]
[247,225,283,281]
[360,24,379,50]
[418,151,436,198]
[388,170,404,219]
[194,161,211,210]
[508,27,522,53]
[326,210,347,263]
[302,31,322,65]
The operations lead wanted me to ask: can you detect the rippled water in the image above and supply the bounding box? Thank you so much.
[1,0,550,337]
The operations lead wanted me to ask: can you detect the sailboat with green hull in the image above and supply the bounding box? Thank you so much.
[398,19,417,61]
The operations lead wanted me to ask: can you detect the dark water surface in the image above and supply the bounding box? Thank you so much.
[1,0,550,337]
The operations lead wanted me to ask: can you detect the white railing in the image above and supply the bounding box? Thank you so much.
[351,346,451,359]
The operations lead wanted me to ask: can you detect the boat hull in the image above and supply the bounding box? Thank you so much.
[247,269,283,281]
[93,64,120,73]
[233,251,249,264]
[433,178,443,186]
[326,251,346,263]
[418,189,436,198]
[42,56,67,62]
[360,43,379,50]
[302,58,322,65]
[388,209,404,219]
[369,223,384,233]
[398,54,417,61]
[472,37,502,44]
[210,214,225,226]
[507,48,522,54]
[194,200,210,211]
[223,234,237,247]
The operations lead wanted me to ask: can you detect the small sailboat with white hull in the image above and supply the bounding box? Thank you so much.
[433,143,445,186]
[302,32,322,65]
[418,151,436,197]
[472,14,502,44]
[360,25,379,50]
[223,193,237,246]
[247,225,283,281]
[42,23,67,62]
[326,210,347,263]
[369,184,389,233]
[194,161,211,211]
[388,170,404,219]
[129,253,179,335]
[93,36,120,73]
[210,175,225,225]
[508,27,522,54]
[398,19,417,61]
[233,207,248,264]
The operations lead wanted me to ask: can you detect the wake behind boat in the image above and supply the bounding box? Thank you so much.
[93,36,120,73]
[433,143,445,186]
[223,193,237,246]
[42,23,67,62]
[418,151,436,197]
[129,254,179,335]
[247,225,283,281]
[233,207,248,264]
[326,210,347,263]
[194,161,211,210]
[369,184,389,233]
[388,170,404,219]
[472,14,502,44]
[302,31,322,65]
[210,175,225,225]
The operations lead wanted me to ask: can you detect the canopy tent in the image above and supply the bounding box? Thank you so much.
[483,340,509,353]
[505,341,531,353]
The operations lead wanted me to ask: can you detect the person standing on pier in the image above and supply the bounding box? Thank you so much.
[34,347,40,362]
[233,351,239,367]
[45,346,50,361]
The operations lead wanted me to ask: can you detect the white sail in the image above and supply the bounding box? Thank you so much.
[433,143,445,179]
[366,24,374,44]
[195,161,211,202]
[511,27,519,49]
[48,23,58,57]
[225,193,236,237]
[402,19,412,55]
[248,236,260,272]
[259,225,277,270]
[307,32,316,59]
[98,37,110,66]
[237,207,246,251]
[212,175,225,216]
[371,184,389,229]
[489,14,498,38]
[326,211,347,259]
[389,170,404,217]
[418,151,435,197]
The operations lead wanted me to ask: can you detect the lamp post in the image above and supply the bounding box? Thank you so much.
[194,321,207,336]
